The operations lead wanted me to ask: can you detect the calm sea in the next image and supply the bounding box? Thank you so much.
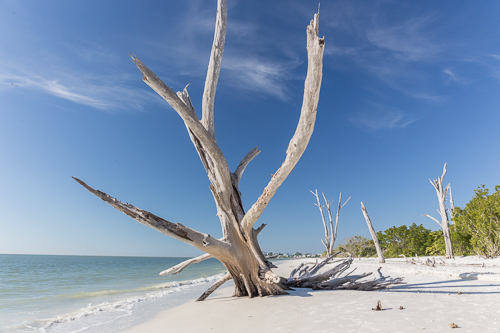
[0,254,226,333]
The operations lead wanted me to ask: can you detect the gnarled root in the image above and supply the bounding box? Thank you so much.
[286,257,405,291]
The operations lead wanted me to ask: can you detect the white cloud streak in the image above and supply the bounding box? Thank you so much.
[221,56,301,100]
[350,107,417,130]
[0,69,157,111]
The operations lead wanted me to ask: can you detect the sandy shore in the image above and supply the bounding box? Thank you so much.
[121,257,500,332]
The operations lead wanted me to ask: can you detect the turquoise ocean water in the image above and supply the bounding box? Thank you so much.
[0,254,227,333]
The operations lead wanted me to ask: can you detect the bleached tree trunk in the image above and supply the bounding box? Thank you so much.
[423,163,454,259]
[75,2,325,299]
[360,202,385,263]
[311,190,350,256]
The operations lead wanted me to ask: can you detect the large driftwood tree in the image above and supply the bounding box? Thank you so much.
[423,163,455,259]
[75,1,325,299]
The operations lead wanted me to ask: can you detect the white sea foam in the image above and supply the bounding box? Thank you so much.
[18,273,225,333]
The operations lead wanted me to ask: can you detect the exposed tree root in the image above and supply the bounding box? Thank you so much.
[285,257,404,291]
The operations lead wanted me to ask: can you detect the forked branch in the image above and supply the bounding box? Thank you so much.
[130,55,233,200]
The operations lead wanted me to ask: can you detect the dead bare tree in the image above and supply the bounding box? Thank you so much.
[360,202,385,263]
[75,1,327,299]
[311,190,350,256]
[423,163,454,259]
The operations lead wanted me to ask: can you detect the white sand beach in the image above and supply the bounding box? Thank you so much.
[121,256,500,333]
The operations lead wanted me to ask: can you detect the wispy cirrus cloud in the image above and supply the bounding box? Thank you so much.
[141,3,303,102]
[0,68,158,111]
[365,14,442,62]
[221,55,301,100]
[350,106,417,130]
[319,2,450,102]
[443,68,464,84]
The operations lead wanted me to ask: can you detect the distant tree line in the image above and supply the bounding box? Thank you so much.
[334,185,500,258]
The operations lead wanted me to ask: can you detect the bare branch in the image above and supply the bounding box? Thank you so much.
[340,195,351,209]
[255,223,266,235]
[441,162,448,180]
[331,192,350,254]
[176,84,195,115]
[196,272,231,302]
[360,202,385,263]
[201,0,227,140]
[73,177,229,254]
[130,55,233,198]
[159,253,212,276]
[423,214,442,227]
[448,184,455,218]
[241,12,324,233]
[323,192,334,245]
[312,190,329,249]
[231,147,261,187]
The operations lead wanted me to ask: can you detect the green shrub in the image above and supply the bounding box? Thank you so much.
[336,235,376,258]
[453,185,500,258]
[377,223,434,257]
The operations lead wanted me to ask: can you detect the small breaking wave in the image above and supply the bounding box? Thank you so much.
[18,273,225,333]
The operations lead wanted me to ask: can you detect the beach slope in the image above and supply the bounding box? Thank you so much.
[121,257,500,332]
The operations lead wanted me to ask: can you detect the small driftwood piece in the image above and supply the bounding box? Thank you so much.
[372,300,383,311]
[424,257,436,267]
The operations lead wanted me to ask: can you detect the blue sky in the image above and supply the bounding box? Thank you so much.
[1,0,499,257]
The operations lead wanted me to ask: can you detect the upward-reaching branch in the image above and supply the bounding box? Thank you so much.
[202,0,227,140]
[311,190,330,250]
[331,192,350,255]
[241,12,324,234]
[130,56,234,210]
[232,147,261,188]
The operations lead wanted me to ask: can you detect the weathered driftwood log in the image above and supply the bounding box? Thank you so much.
[313,272,373,289]
[335,267,404,291]
[286,258,404,290]
[360,202,386,263]
[75,1,325,300]
[423,163,454,258]
[287,257,353,288]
